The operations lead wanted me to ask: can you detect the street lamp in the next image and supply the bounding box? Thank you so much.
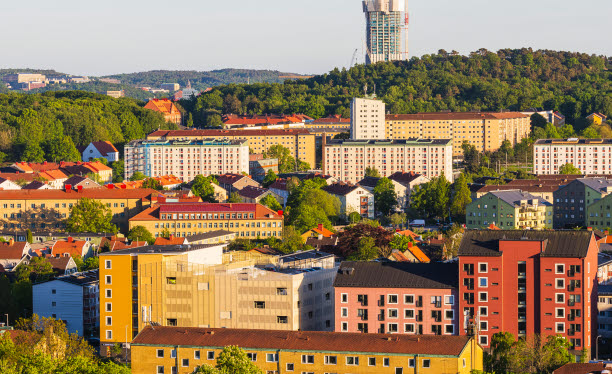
[596,335,603,361]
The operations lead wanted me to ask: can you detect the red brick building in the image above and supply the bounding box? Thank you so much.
[458,230,598,357]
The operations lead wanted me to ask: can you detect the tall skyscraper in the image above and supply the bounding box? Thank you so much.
[362,0,409,64]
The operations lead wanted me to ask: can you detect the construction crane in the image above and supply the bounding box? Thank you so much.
[350,49,359,68]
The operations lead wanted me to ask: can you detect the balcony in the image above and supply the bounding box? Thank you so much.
[568,270,575,277]
[568,285,575,292]
[378,314,385,322]
[415,300,423,308]
[435,300,442,308]
[568,329,576,336]
[568,314,575,321]
[416,314,423,322]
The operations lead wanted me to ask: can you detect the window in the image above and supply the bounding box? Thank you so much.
[388,323,398,333]
[106,330,112,339]
[106,289,112,298]
[341,322,348,331]
[368,357,376,366]
[556,279,565,289]
[301,355,314,364]
[105,275,112,285]
[346,356,359,365]
[556,308,565,318]
[194,351,200,360]
[182,359,189,367]
[247,353,257,362]
[166,277,177,285]
[277,288,287,295]
[266,353,278,362]
[171,349,176,358]
[479,307,488,316]
[404,294,414,304]
[341,293,348,303]
[105,302,112,312]
[286,363,294,371]
[157,349,164,358]
[277,316,288,324]
[479,292,488,302]
[556,322,565,333]
[341,307,348,317]
[445,310,454,320]
[556,293,565,304]
[479,278,488,287]
[556,264,565,274]
[207,351,215,360]
[254,301,265,309]
[388,294,398,304]
[479,263,488,273]
[445,324,454,334]
[52,289,56,294]
[157,366,164,374]
[388,309,398,318]
[480,335,488,346]
[383,357,390,367]
[423,359,431,368]
[408,359,415,368]
[405,309,415,318]
[395,368,404,374]
[106,317,112,326]
[444,295,454,305]
[405,323,415,333]
[324,355,337,365]
[480,321,488,331]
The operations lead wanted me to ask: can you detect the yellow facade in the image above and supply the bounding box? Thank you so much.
[99,252,134,350]
[0,190,157,232]
[130,338,483,374]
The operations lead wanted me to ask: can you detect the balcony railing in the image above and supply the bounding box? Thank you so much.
[435,300,442,308]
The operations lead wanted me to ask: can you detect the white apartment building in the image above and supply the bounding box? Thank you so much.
[324,139,453,183]
[321,183,375,218]
[124,139,249,181]
[350,97,386,140]
[534,138,612,175]
[32,270,99,337]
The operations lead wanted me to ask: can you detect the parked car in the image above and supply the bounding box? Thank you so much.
[410,219,426,227]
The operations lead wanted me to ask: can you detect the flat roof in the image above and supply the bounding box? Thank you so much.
[327,138,452,146]
[101,243,223,256]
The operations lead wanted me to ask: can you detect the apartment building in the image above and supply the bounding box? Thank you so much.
[597,285,612,338]
[124,139,249,181]
[306,114,350,130]
[466,190,553,230]
[554,178,612,229]
[350,97,386,140]
[0,188,160,232]
[458,230,598,358]
[32,270,99,336]
[99,245,336,355]
[586,193,612,230]
[128,202,284,239]
[146,129,316,169]
[474,181,561,203]
[534,139,612,175]
[130,326,483,374]
[248,154,278,183]
[334,261,459,336]
[386,112,531,156]
[324,139,453,183]
[322,182,374,218]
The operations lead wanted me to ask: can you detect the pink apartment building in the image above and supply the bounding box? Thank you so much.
[334,261,459,335]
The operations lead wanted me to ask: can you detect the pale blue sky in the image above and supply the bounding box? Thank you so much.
[1,0,610,76]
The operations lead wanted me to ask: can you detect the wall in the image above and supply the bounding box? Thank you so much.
[33,280,85,335]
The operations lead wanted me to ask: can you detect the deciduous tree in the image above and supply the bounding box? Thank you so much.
[66,198,118,234]
[127,225,155,244]
[373,177,397,216]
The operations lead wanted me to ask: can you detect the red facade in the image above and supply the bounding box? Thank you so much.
[458,231,598,356]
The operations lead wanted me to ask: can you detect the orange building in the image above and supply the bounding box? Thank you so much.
[144,99,182,125]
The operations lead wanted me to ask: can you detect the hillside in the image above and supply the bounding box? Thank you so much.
[102,69,310,90]
[181,48,612,130]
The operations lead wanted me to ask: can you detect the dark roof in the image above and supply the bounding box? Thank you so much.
[90,141,118,156]
[131,326,472,357]
[305,236,338,248]
[388,171,424,184]
[322,183,362,196]
[535,139,612,145]
[36,269,98,286]
[577,178,612,193]
[186,230,234,242]
[598,284,612,296]
[279,250,334,263]
[102,243,222,256]
[237,186,269,199]
[22,181,48,190]
[357,176,380,188]
[47,257,75,273]
[599,252,612,267]
[487,190,552,207]
[63,175,100,187]
[458,230,594,258]
[327,139,452,146]
[552,363,606,374]
[334,261,458,289]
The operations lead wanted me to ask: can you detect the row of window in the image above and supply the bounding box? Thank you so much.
[340,293,454,305]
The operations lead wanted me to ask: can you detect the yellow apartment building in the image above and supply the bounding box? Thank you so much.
[385,112,531,156]
[0,188,161,232]
[146,129,316,169]
[129,202,284,240]
[99,245,337,356]
[130,326,484,374]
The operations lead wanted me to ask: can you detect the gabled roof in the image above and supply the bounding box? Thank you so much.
[395,230,420,241]
[51,238,88,257]
[552,363,605,374]
[216,173,249,185]
[405,244,430,263]
[458,230,594,258]
[144,99,180,115]
[486,190,552,207]
[63,176,100,188]
[577,178,612,193]
[357,176,380,188]
[0,241,29,260]
[131,326,473,357]
[334,261,458,289]
[22,181,50,190]
[269,178,290,191]
[237,186,270,199]
[307,226,335,238]
[388,171,424,184]
[89,141,118,156]
[153,236,188,246]
[186,230,234,242]
[322,182,363,196]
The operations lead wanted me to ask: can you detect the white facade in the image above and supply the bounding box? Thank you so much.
[82,142,119,163]
[363,0,408,64]
[124,139,250,182]
[0,179,21,190]
[534,139,612,175]
[336,186,375,218]
[350,98,386,140]
[324,139,453,183]
[32,272,99,336]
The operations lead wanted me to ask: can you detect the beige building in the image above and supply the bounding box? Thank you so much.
[129,202,284,240]
[350,97,386,140]
[534,138,612,175]
[99,246,336,355]
[386,112,531,156]
[3,73,46,84]
[146,129,316,170]
[124,139,249,181]
[324,139,453,183]
[0,188,160,232]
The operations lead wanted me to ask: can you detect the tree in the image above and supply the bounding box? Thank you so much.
[364,167,381,178]
[186,113,194,128]
[462,141,480,173]
[450,174,472,219]
[559,163,581,175]
[195,346,262,374]
[286,182,341,233]
[65,198,118,234]
[260,194,282,212]
[44,135,81,162]
[389,234,412,251]
[129,171,147,181]
[127,225,155,244]
[347,237,379,261]
[485,332,515,374]
[141,178,163,190]
[73,255,99,272]
[21,142,45,162]
[335,223,393,259]
[581,125,600,138]
[262,169,277,188]
[26,229,33,244]
[348,212,361,224]
[530,113,548,128]
[333,132,350,140]
[276,226,310,254]
[15,257,54,282]
[111,160,124,183]
[265,144,295,173]
[410,176,451,220]
[191,175,219,203]
[228,192,243,203]
[373,178,397,216]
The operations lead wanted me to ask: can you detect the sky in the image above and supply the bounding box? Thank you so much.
[1,0,611,77]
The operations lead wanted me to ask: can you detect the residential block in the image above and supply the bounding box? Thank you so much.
[534,139,612,175]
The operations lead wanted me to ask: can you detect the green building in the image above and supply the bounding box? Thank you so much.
[587,193,612,230]
[466,190,553,230]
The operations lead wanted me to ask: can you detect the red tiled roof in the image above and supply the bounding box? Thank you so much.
[237,186,269,199]
[308,226,335,238]
[216,173,248,185]
[144,99,180,115]
[130,203,282,221]
[51,239,87,257]
[0,241,29,260]
[131,326,472,356]
[389,251,411,262]
[405,243,430,263]
[153,236,187,246]
[0,188,159,200]
[221,114,310,125]
[309,115,350,124]
[396,230,420,240]
[90,141,118,156]
[386,112,528,121]
[552,363,606,374]
[269,178,289,191]
[147,129,311,138]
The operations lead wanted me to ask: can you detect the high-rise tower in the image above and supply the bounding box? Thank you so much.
[362,0,409,65]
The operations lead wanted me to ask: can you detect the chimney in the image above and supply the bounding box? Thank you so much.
[318,223,323,231]
[170,234,174,240]
[43,161,47,165]
[77,185,83,192]
[8,238,14,246]
[67,237,73,243]
[65,184,72,192]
